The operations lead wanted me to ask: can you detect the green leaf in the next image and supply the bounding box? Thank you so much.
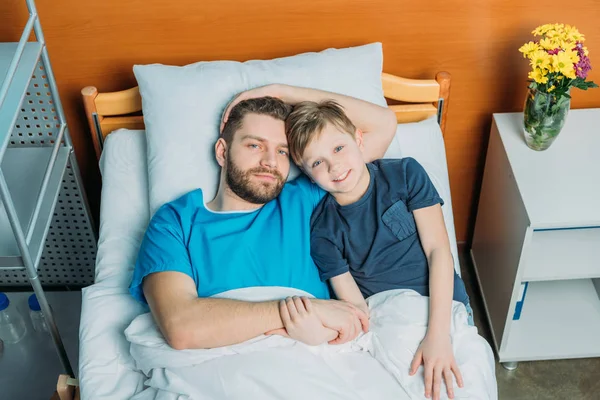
[572,79,588,90]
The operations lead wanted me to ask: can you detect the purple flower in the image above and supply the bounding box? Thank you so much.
[548,48,561,55]
[575,54,592,79]
[569,42,593,79]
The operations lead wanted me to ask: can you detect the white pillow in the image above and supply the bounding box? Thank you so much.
[384,117,461,276]
[134,43,386,215]
[97,129,149,284]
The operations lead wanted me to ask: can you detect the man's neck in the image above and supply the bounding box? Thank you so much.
[205,185,263,212]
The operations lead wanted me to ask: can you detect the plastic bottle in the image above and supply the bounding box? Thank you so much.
[28,294,49,334]
[0,292,27,343]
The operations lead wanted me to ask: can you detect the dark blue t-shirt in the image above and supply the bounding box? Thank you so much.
[310,158,469,305]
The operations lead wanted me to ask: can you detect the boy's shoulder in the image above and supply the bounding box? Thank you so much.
[370,157,420,176]
[369,157,414,184]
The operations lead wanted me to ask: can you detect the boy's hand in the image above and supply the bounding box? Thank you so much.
[409,333,464,400]
[267,297,338,345]
[355,302,370,320]
[220,84,285,132]
[312,298,369,344]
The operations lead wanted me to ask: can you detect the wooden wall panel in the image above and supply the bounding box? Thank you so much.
[1,0,599,242]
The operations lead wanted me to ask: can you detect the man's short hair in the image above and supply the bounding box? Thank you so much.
[221,97,292,144]
[285,100,356,166]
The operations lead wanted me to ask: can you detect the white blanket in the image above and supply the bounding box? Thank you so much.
[125,288,497,399]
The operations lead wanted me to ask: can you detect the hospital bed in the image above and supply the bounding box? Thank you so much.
[76,47,495,399]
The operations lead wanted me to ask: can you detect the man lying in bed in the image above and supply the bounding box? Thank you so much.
[129,84,397,349]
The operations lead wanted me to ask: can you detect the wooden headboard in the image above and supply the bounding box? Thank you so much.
[81,71,450,160]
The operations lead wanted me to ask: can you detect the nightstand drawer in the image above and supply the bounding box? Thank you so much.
[522,228,600,282]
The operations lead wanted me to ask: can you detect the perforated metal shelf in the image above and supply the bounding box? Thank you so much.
[0,59,97,286]
[0,42,42,154]
[0,146,70,268]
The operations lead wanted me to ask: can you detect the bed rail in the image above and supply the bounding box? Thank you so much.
[82,72,451,160]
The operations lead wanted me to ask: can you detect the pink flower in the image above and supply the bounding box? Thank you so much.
[548,48,561,55]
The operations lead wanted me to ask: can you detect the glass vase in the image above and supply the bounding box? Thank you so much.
[523,88,570,151]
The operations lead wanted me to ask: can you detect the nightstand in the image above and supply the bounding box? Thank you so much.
[470,108,600,370]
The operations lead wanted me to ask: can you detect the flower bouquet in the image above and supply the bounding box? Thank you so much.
[519,23,597,150]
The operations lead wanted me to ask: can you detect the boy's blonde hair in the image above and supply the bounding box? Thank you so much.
[286,100,357,165]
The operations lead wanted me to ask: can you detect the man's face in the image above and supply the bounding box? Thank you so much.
[225,113,290,204]
[300,123,365,196]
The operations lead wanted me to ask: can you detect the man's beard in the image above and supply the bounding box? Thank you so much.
[225,156,286,205]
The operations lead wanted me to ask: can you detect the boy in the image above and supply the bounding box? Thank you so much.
[285,100,472,400]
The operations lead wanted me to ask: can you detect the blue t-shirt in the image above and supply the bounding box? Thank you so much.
[310,158,469,305]
[130,175,330,303]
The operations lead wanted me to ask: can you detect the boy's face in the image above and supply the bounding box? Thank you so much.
[300,123,366,196]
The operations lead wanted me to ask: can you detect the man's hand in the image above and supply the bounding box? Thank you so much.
[267,296,338,345]
[312,298,369,345]
[409,333,464,400]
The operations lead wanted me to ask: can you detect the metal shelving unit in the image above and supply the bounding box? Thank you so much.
[0,0,93,377]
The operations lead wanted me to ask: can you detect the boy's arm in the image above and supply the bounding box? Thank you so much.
[310,236,370,343]
[411,204,463,400]
[415,204,454,339]
[329,272,369,317]
[221,84,397,162]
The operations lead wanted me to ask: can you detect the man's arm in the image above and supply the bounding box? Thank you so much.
[144,271,368,349]
[221,84,397,162]
[276,85,397,162]
[144,271,284,349]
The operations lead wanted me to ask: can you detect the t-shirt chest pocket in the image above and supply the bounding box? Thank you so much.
[381,200,417,241]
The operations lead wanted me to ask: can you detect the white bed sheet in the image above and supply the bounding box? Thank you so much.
[79,125,470,399]
[125,287,495,399]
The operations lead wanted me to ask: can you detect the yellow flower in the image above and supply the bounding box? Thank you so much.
[519,41,540,58]
[547,85,556,93]
[533,24,554,36]
[560,39,576,51]
[528,67,549,84]
[552,52,576,79]
[565,68,577,79]
[530,50,552,70]
[545,29,564,40]
[565,49,580,64]
[583,46,589,56]
[540,37,559,50]
[564,25,585,42]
